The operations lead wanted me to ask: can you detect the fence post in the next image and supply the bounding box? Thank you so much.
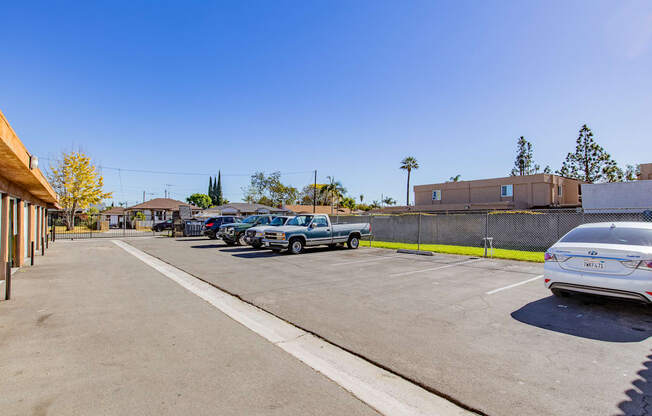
[417,213,421,251]
[484,211,489,258]
[5,260,11,300]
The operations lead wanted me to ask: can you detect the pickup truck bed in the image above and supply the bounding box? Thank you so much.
[262,214,371,254]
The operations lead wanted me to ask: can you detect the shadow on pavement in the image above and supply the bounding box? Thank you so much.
[175,237,211,242]
[190,244,223,249]
[618,353,652,415]
[512,295,652,342]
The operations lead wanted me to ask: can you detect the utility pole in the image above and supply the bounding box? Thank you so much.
[313,170,317,213]
[143,191,145,203]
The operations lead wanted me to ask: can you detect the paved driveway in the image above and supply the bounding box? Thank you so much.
[127,236,652,416]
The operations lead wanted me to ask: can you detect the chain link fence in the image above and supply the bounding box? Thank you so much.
[332,208,652,253]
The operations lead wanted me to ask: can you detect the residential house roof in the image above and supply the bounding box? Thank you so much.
[125,198,196,211]
[283,205,353,215]
[102,207,125,215]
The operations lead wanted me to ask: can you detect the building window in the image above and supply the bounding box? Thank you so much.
[500,185,513,197]
[432,190,441,201]
[557,185,562,197]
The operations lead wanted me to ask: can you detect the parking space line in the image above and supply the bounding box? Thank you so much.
[112,239,475,416]
[389,258,483,277]
[332,254,403,266]
[485,275,544,295]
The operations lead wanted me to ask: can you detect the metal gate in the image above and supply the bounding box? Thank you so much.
[48,212,164,239]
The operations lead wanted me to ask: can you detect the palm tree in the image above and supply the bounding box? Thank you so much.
[324,176,346,214]
[370,200,381,209]
[382,196,396,206]
[448,174,461,182]
[359,194,364,203]
[400,157,419,206]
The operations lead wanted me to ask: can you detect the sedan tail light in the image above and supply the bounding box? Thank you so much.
[544,252,569,262]
[206,223,214,227]
[638,261,652,271]
[620,260,652,271]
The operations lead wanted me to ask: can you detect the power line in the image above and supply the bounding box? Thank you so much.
[38,156,314,177]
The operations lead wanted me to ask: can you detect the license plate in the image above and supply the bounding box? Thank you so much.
[584,261,605,270]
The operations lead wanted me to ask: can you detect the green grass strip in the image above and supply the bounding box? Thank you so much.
[365,240,544,263]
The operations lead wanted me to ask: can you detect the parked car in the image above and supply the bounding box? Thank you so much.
[262,214,371,254]
[203,216,241,239]
[245,216,293,248]
[152,219,174,232]
[544,222,652,302]
[219,214,277,246]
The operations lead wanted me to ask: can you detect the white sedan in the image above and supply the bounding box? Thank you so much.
[544,222,652,302]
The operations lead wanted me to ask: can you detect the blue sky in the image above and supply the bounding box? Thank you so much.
[2,1,651,206]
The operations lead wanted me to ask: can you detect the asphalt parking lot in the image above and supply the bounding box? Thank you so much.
[126,236,652,416]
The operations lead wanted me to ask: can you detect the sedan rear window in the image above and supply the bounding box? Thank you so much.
[560,227,652,246]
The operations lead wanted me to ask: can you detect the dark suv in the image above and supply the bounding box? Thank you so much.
[203,216,240,239]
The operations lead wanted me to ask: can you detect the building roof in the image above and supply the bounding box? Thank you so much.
[283,204,353,215]
[217,203,287,212]
[0,109,59,207]
[414,173,585,191]
[102,207,125,215]
[125,198,195,211]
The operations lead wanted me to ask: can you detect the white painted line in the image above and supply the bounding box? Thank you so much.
[390,258,483,278]
[332,254,403,267]
[485,275,544,295]
[112,239,475,416]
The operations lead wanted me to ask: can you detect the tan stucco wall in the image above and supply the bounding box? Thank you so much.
[639,163,652,180]
[414,174,583,209]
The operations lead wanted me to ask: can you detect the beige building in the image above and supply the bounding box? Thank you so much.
[1,110,59,281]
[638,163,652,180]
[413,174,584,211]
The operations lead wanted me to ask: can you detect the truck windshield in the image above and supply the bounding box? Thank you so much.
[287,215,313,226]
[270,217,287,226]
[242,216,259,224]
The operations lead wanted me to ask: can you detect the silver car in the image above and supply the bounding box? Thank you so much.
[544,222,652,302]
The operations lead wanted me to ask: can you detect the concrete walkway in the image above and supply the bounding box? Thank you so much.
[0,239,378,416]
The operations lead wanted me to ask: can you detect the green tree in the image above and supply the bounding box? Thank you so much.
[215,171,223,205]
[400,156,419,206]
[543,165,552,174]
[370,200,381,209]
[625,164,640,181]
[340,197,356,210]
[208,177,213,203]
[48,151,112,230]
[382,196,396,206]
[448,174,461,182]
[557,124,621,183]
[510,137,535,176]
[242,171,298,206]
[359,194,364,203]
[186,193,212,209]
[323,176,346,214]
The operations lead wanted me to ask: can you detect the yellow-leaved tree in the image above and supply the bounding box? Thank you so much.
[48,152,112,230]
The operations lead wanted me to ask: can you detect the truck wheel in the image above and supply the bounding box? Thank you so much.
[347,236,360,249]
[289,238,304,254]
[237,233,247,246]
[251,241,262,249]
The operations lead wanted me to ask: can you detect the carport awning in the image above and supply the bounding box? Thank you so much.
[0,110,59,207]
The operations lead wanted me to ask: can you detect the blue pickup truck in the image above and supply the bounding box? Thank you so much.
[262,214,371,254]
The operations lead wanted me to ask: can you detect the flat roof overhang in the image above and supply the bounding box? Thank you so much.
[0,110,59,208]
